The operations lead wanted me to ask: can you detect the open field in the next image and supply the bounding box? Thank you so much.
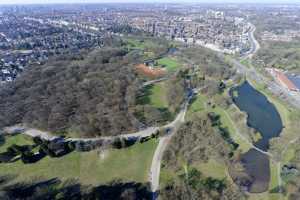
[124,38,151,50]
[197,159,227,179]
[0,135,158,185]
[160,159,228,189]
[138,82,169,109]
[149,83,168,108]
[240,58,252,68]
[0,134,34,152]
[214,106,252,153]
[157,57,180,72]
[269,161,280,191]
[186,94,207,119]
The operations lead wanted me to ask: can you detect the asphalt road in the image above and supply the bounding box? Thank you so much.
[242,23,260,59]
[149,90,194,192]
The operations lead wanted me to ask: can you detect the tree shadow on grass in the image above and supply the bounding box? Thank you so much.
[0,176,152,200]
[136,85,154,105]
[0,135,5,147]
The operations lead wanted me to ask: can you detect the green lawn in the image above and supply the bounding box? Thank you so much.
[0,134,34,153]
[124,38,158,52]
[187,94,251,153]
[197,159,227,179]
[269,161,280,191]
[148,82,169,109]
[0,135,158,185]
[157,57,179,71]
[283,148,296,165]
[240,58,251,68]
[160,159,228,190]
[124,38,146,49]
[214,106,251,153]
[186,94,207,119]
[137,82,169,109]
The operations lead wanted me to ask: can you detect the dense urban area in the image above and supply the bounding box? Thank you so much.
[0,2,300,200]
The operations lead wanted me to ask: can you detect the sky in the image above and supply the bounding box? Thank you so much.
[0,0,299,4]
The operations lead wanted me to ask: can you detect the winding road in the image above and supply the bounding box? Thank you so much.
[149,92,192,192]
[242,23,260,59]
[2,21,299,199]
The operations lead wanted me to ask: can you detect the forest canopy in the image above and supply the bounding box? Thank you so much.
[0,48,142,137]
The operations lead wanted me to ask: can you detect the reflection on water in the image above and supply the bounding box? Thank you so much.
[230,81,283,193]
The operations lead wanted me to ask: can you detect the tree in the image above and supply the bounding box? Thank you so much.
[33,137,43,145]
[21,150,35,164]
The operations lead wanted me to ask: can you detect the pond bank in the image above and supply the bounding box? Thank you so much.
[230,81,283,193]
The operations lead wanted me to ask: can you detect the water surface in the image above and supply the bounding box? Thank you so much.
[230,81,283,193]
[231,81,283,151]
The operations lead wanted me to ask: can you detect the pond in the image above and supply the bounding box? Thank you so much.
[230,81,283,193]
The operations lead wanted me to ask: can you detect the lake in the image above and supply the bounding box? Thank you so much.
[230,81,283,193]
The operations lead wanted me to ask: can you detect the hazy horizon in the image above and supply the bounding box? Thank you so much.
[1,0,300,5]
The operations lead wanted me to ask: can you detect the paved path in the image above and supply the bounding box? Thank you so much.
[67,127,159,142]
[142,77,168,87]
[149,93,192,192]
[3,125,159,142]
[4,126,57,141]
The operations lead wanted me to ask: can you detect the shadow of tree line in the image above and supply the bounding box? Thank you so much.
[0,175,152,200]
